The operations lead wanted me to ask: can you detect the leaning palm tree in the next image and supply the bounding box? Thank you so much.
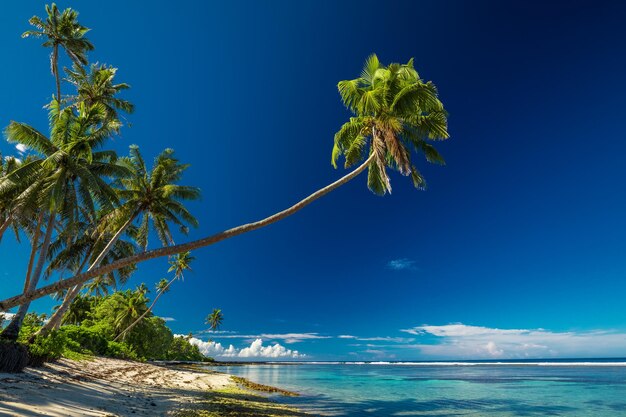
[22,3,94,104]
[332,54,449,194]
[114,252,194,341]
[0,55,450,312]
[205,308,223,331]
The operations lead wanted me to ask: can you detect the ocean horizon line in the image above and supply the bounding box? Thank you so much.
[201,357,626,366]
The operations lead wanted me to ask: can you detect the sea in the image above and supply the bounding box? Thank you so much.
[204,359,626,416]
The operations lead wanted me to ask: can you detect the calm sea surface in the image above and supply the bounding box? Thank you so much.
[205,360,626,416]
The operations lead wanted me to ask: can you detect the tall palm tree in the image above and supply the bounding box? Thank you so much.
[205,308,223,331]
[114,252,194,341]
[0,55,450,312]
[22,3,94,105]
[0,102,125,341]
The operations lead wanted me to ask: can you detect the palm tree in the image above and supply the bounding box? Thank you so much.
[205,308,223,331]
[0,55,450,312]
[332,54,449,194]
[22,3,94,104]
[64,63,134,124]
[37,146,199,334]
[114,252,194,341]
[0,102,125,341]
[112,289,148,339]
[0,154,24,242]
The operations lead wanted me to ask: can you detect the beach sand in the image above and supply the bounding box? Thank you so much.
[0,357,309,417]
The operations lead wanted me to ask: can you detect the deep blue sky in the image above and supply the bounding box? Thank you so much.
[2,1,626,360]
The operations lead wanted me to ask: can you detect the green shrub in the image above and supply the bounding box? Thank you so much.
[106,341,139,361]
[28,330,68,367]
[60,325,108,355]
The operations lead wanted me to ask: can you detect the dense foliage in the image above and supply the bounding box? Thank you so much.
[13,288,211,363]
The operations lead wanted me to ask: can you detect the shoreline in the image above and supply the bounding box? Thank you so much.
[0,356,311,416]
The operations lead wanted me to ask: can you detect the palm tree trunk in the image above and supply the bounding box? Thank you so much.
[36,253,90,335]
[113,275,177,342]
[0,215,12,243]
[1,211,56,341]
[0,154,375,312]
[23,212,45,292]
[36,214,137,335]
[53,43,61,105]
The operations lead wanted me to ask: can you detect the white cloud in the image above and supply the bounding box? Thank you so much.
[202,332,329,344]
[160,317,176,322]
[338,335,414,343]
[0,312,15,322]
[401,323,626,359]
[15,144,27,154]
[185,337,305,359]
[387,258,417,271]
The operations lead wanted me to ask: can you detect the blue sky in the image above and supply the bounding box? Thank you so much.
[2,0,626,360]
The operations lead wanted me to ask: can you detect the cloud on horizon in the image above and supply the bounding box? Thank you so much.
[198,332,330,344]
[387,258,417,271]
[185,337,305,359]
[401,323,626,359]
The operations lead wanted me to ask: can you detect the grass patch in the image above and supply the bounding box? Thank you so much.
[230,376,299,397]
[174,386,310,417]
[62,350,94,361]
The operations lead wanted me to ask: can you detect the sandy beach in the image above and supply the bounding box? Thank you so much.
[0,357,308,417]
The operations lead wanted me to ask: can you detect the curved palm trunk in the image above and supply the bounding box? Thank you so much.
[0,154,375,312]
[113,275,177,342]
[1,211,56,341]
[37,214,137,335]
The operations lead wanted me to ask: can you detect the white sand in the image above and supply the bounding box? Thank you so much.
[0,357,231,416]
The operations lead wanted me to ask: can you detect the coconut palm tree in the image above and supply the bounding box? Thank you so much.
[332,54,449,194]
[114,252,194,341]
[205,308,223,331]
[22,3,94,104]
[0,55,450,312]
[37,146,199,334]
[0,154,24,242]
[64,63,134,124]
[0,102,126,341]
[112,289,149,340]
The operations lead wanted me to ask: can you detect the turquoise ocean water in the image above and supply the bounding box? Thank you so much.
[205,360,626,416]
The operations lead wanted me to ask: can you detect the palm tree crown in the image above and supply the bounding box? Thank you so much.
[113,146,200,249]
[332,54,450,195]
[205,308,223,331]
[22,3,94,102]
